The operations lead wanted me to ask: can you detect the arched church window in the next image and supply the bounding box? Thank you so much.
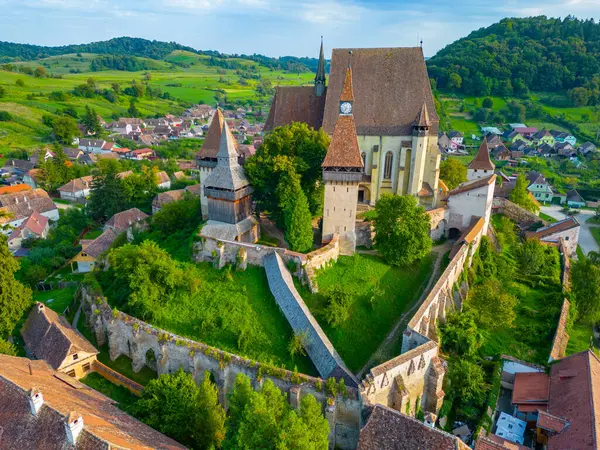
[384,151,393,180]
[361,152,366,166]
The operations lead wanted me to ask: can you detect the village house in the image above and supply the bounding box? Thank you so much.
[126,148,155,160]
[57,175,93,201]
[104,207,149,236]
[156,170,171,189]
[108,121,133,135]
[151,183,201,214]
[183,104,214,120]
[22,168,42,189]
[145,118,169,129]
[579,141,597,156]
[3,158,35,177]
[63,147,84,161]
[447,131,464,150]
[153,125,173,139]
[481,126,502,135]
[0,354,186,449]
[525,217,580,256]
[550,130,576,147]
[509,123,527,130]
[438,132,451,152]
[565,189,585,208]
[512,127,538,139]
[526,171,553,203]
[486,134,504,149]
[0,183,31,195]
[0,188,59,233]
[537,142,554,157]
[504,130,528,144]
[21,302,98,379]
[492,145,510,160]
[531,129,555,146]
[70,228,117,273]
[7,211,49,252]
[78,138,106,153]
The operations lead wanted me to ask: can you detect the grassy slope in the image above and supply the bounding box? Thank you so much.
[33,287,76,314]
[80,372,138,410]
[0,50,314,151]
[298,253,434,372]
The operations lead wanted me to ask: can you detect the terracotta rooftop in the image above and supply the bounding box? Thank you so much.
[57,176,93,193]
[105,208,149,233]
[448,174,496,197]
[153,189,185,208]
[475,434,529,450]
[0,354,185,449]
[469,138,495,171]
[323,47,438,136]
[524,217,579,241]
[545,350,600,449]
[196,109,242,160]
[8,211,49,240]
[0,189,57,223]
[83,228,117,259]
[264,86,327,132]
[21,303,98,371]
[156,170,170,184]
[0,184,31,195]
[512,372,549,410]
[357,404,469,450]
[537,410,570,434]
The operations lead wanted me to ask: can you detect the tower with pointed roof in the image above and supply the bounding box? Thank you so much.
[467,138,495,181]
[201,120,259,243]
[321,64,363,255]
[315,37,326,97]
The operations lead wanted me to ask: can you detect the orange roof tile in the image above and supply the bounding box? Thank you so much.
[512,372,549,407]
[0,184,32,195]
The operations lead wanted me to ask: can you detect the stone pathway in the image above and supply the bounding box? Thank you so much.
[258,213,288,248]
[355,242,453,379]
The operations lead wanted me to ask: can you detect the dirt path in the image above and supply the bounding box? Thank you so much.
[356,242,452,378]
[258,213,288,248]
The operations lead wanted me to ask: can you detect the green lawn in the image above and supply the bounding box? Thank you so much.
[539,212,557,223]
[298,253,434,372]
[566,319,596,356]
[590,226,600,247]
[33,287,76,313]
[83,228,104,239]
[80,372,138,411]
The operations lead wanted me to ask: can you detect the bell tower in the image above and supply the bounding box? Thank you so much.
[321,60,363,255]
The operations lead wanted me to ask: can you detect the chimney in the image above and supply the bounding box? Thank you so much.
[423,412,437,428]
[64,412,84,445]
[28,388,44,415]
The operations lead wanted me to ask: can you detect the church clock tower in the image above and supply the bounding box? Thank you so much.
[321,63,363,255]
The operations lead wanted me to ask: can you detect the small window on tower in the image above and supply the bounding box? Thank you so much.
[384,151,394,180]
[347,187,349,193]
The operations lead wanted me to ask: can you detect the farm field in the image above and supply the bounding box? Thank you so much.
[298,253,434,373]
[0,50,314,151]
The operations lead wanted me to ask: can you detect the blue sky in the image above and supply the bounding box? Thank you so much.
[1,0,599,58]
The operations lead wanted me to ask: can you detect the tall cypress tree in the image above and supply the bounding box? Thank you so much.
[0,234,32,337]
[285,189,314,253]
[88,165,127,220]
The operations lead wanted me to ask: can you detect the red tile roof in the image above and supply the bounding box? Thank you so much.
[476,434,529,449]
[0,184,31,195]
[537,410,570,433]
[546,350,600,449]
[264,86,327,132]
[83,228,118,259]
[57,176,93,193]
[512,372,549,409]
[524,217,579,241]
[469,139,495,171]
[105,208,149,233]
[0,354,185,449]
[448,174,496,197]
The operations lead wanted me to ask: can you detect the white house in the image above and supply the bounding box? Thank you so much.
[156,171,171,190]
[7,211,49,252]
[446,174,496,236]
[0,189,59,234]
[57,176,93,201]
[524,217,580,257]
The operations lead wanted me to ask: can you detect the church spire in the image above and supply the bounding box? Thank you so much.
[468,138,495,172]
[314,37,326,97]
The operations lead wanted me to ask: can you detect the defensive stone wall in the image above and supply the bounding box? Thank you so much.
[492,197,546,227]
[93,360,143,396]
[427,207,448,242]
[355,222,375,248]
[80,285,360,449]
[549,239,572,363]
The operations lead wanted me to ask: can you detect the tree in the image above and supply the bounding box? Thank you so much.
[33,66,47,78]
[0,234,32,338]
[0,338,17,356]
[244,123,329,219]
[568,87,592,106]
[82,105,103,135]
[447,73,462,90]
[52,115,79,145]
[468,279,516,329]
[151,194,202,237]
[0,111,11,122]
[224,374,329,450]
[289,330,308,357]
[482,97,494,108]
[128,99,139,118]
[509,174,539,213]
[571,256,600,323]
[285,188,314,253]
[87,165,128,220]
[439,158,467,189]
[15,79,24,87]
[373,194,432,266]
[39,145,71,191]
[440,311,482,357]
[447,359,488,420]
[132,369,225,449]
[0,86,5,98]
[325,285,353,327]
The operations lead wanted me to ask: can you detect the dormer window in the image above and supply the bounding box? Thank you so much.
[73,354,79,361]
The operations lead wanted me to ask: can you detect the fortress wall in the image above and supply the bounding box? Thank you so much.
[80,286,360,449]
[492,197,545,226]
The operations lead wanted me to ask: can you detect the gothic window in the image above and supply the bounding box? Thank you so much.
[407,360,415,376]
[384,152,393,180]
[418,354,426,370]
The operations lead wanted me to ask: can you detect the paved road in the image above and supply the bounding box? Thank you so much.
[540,205,599,256]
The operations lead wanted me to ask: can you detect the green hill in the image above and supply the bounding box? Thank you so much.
[428,16,600,105]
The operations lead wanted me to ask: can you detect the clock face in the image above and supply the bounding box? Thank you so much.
[340,101,352,115]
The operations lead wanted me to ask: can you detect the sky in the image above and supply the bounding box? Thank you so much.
[1,0,599,59]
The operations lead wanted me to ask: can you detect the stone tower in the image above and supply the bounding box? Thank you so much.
[201,119,259,243]
[315,37,326,97]
[408,103,432,198]
[467,138,495,181]
[321,64,363,255]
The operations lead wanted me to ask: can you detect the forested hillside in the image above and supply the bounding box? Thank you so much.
[0,37,316,73]
[428,16,600,105]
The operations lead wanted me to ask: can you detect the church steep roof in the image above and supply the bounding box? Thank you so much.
[196,109,239,159]
[264,86,327,132]
[469,138,495,171]
[322,47,438,136]
[413,103,430,127]
[204,120,250,191]
[322,68,364,169]
[315,37,326,84]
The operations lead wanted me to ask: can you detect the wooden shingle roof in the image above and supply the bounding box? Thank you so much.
[469,138,495,171]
